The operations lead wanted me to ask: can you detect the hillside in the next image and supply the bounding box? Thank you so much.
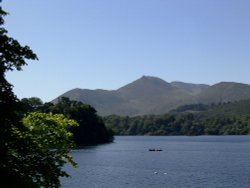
[171,81,209,95]
[197,82,250,104]
[171,99,250,117]
[116,76,196,115]
[103,99,250,136]
[54,76,250,116]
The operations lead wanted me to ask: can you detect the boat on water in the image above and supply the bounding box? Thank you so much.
[149,148,163,151]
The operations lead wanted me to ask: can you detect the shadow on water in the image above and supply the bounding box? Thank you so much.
[73,139,115,151]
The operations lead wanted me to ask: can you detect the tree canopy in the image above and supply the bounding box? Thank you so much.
[0,5,78,187]
[22,97,114,146]
[19,112,78,187]
[104,101,250,136]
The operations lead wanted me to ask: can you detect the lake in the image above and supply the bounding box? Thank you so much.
[61,136,250,188]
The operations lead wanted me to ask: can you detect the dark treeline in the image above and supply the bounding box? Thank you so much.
[103,101,250,136]
[21,97,114,146]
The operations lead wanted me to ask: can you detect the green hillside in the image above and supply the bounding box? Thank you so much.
[197,82,250,104]
[103,99,250,136]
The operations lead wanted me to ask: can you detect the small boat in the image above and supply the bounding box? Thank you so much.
[149,148,163,151]
[156,149,163,151]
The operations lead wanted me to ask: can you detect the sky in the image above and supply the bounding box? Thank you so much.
[2,0,250,102]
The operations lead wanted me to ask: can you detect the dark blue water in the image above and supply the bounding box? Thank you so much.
[61,136,250,188]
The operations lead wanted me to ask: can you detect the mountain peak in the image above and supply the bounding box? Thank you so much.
[140,75,164,80]
[140,75,167,82]
[117,75,171,94]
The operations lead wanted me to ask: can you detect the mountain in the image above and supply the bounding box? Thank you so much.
[53,88,134,116]
[171,81,210,95]
[53,76,250,116]
[197,82,250,104]
[116,76,196,115]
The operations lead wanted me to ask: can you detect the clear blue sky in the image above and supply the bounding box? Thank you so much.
[3,0,250,102]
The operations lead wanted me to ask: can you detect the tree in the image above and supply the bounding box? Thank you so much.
[48,97,114,146]
[20,112,78,187]
[0,5,77,187]
[21,97,43,112]
[0,5,38,187]
[21,96,114,146]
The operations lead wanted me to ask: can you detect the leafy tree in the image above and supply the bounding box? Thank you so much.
[21,97,43,112]
[21,97,114,146]
[19,112,78,187]
[47,97,114,146]
[0,5,38,187]
[0,5,77,187]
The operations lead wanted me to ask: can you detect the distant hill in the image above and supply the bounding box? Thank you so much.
[197,82,250,104]
[103,99,250,136]
[53,76,250,116]
[171,81,209,95]
[171,99,250,117]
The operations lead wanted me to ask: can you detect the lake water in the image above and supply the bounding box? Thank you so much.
[61,136,250,188]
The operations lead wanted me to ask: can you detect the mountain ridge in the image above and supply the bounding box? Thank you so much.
[53,76,250,116]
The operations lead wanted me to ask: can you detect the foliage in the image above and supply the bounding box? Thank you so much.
[22,97,114,146]
[50,97,114,146]
[1,5,78,187]
[0,5,39,187]
[17,112,78,187]
[0,8,37,74]
[21,97,43,112]
[103,100,250,136]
